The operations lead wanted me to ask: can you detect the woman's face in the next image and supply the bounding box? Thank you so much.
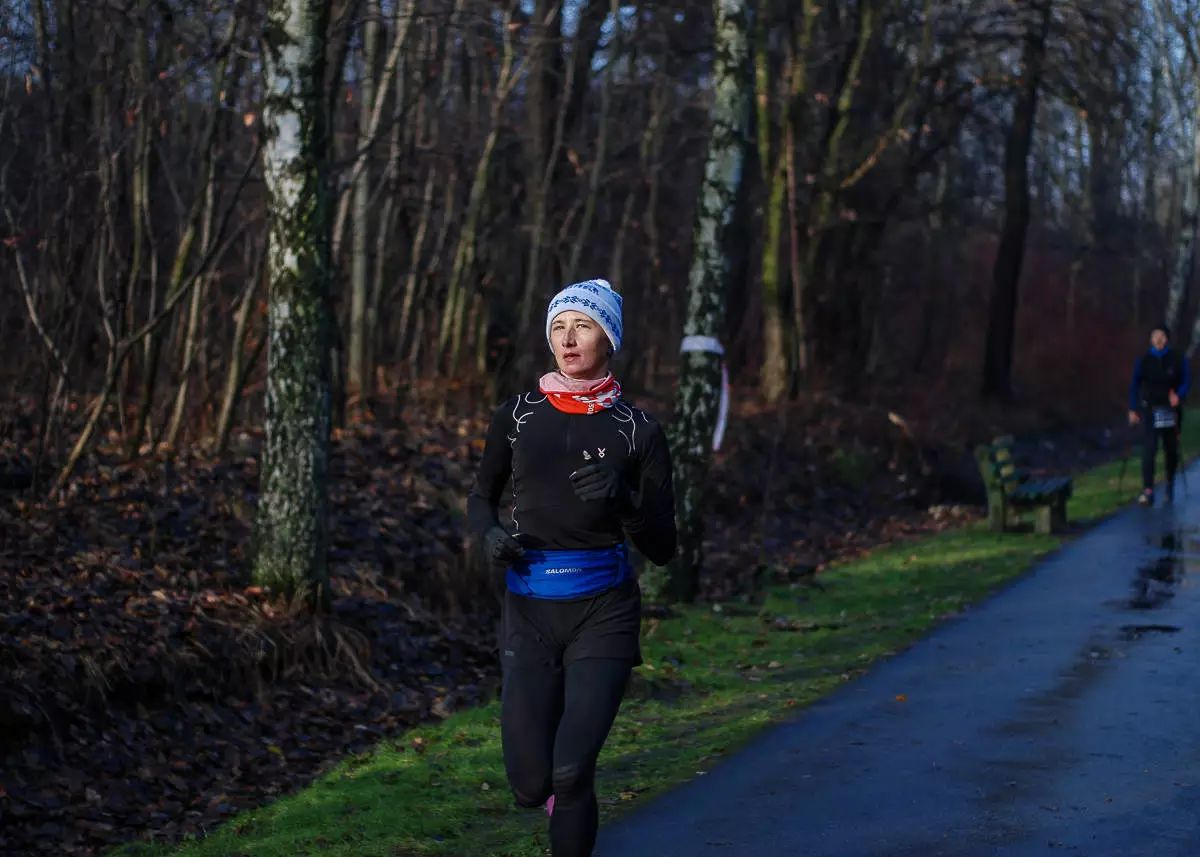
[550,310,611,379]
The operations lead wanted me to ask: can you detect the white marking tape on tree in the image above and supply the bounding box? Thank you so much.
[680,335,729,452]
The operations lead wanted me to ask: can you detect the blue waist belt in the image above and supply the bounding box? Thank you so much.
[506,545,632,600]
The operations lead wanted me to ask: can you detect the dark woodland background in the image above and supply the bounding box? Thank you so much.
[4,0,1200,852]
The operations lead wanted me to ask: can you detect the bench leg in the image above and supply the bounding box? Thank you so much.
[1050,496,1068,533]
[987,490,1007,532]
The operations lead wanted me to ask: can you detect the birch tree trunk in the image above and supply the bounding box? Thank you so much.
[1157,0,1192,336]
[643,0,750,603]
[1167,111,1200,338]
[254,0,335,603]
[1177,75,1200,350]
[980,0,1053,399]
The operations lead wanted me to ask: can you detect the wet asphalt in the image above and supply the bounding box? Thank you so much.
[597,467,1200,856]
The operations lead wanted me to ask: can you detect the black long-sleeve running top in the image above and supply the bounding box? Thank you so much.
[468,393,678,567]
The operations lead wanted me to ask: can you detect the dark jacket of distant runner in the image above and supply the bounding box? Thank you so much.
[1130,346,1191,412]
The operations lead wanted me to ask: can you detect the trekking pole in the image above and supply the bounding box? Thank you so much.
[1178,407,1188,497]
[1166,388,1188,498]
[1118,421,1132,495]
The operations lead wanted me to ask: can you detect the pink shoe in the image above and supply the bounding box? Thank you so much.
[545,795,556,817]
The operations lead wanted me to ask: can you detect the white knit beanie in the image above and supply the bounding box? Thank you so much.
[545,279,624,353]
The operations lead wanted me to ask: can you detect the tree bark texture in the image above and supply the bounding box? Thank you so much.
[254,0,335,603]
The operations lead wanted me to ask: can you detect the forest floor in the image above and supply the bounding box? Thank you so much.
[0,385,1155,856]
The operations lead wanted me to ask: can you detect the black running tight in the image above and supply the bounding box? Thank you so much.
[501,657,632,857]
[1142,421,1180,490]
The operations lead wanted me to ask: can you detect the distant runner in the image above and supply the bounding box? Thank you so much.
[1129,323,1190,506]
[468,278,677,857]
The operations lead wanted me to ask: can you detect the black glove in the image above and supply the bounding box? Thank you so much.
[569,463,634,509]
[483,525,525,568]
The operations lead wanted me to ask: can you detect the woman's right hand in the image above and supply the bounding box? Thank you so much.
[484,526,525,567]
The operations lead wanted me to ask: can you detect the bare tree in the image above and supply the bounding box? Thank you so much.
[981,0,1054,399]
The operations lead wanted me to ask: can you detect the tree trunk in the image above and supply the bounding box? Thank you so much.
[348,0,381,405]
[564,0,618,285]
[1134,33,1162,332]
[791,0,877,386]
[758,0,815,402]
[611,77,664,294]
[516,13,576,377]
[645,0,750,604]
[121,3,152,440]
[215,245,268,455]
[756,2,787,403]
[163,215,210,450]
[164,16,239,450]
[370,43,406,385]
[980,0,1053,400]
[1066,117,1092,336]
[759,151,788,401]
[397,4,459,362]
[864,263,889,377]
[913,158,947,370]
[254,0,335,604]
[437,8,518,376]
[1178,72,1200,349]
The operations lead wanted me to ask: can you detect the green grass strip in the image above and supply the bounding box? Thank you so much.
[120,426,1196,857]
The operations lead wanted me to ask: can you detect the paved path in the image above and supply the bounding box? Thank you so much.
[598,467,1200,856]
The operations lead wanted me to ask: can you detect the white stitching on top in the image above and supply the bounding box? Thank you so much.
[506,393,546,535]
[611,402,638,456]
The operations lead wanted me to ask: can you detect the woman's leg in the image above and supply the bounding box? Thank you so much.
[1164,425,1180,493]
[548,657,633,857]
[500,591,565,809]
[501,656,563,808]
[1142,418,1160,491]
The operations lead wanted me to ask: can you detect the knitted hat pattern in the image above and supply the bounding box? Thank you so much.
[545,279,624,353]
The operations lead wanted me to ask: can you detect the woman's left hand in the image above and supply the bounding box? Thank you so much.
[569,463,630,507]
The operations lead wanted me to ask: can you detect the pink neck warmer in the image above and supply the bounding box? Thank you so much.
[538,371,613,393]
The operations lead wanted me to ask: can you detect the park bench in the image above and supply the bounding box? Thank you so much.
[974,435,1073,534]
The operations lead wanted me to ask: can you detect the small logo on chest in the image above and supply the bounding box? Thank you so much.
[582,447,606,461]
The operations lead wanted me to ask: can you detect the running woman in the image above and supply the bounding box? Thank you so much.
[1129,323,1191,505]
[468,278,677,857]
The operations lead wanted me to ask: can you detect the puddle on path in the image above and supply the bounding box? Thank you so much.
[1130,530,1187,609]
[1119,623,1182,641]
